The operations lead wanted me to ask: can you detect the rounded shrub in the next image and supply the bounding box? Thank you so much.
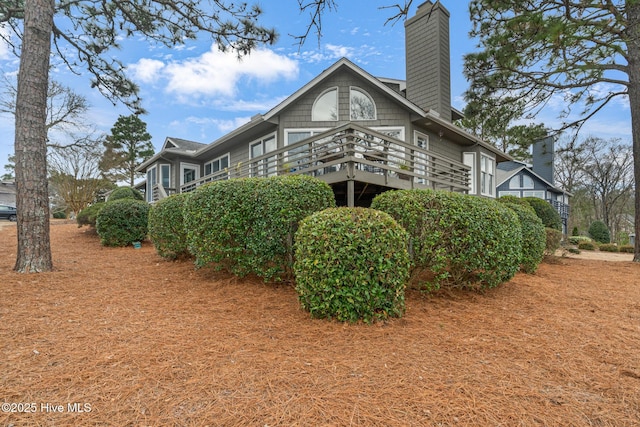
[545,227,563,255]
[294,207,410,323]
[52,210,67,219]
[148,193,190,259]
[572,226,579,236]
[619,245,634,253]
[108,186,144,201]
[184,175,335,281]
[588,220,611,243]
[522,197,562,231]
[77,202,105,228]
[500,201,545,273]
[568,235,592,245]
[372,189,522,290]
[599,243,619,252]
[96,199,150,247]
[578,241,597,251]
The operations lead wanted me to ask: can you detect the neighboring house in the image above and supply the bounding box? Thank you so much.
[496,136,571,235]
[0,180,16,206]
[137,1,511,206]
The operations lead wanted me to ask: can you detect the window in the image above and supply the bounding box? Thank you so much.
[180,163,200,187]
[508,175,520,189]
[414,131,429,184]
[350,87,376,120]
[480,154,495,197]
[285,129,328,171]
[523,190,546,199]
[204,154,230,180]
[312,88,338,121]
[522,175,534,189]
[250,134,277,177]
[146,166,157,202]
[463,152,476,194]
[160,164,171,189]
[499,191,521,198]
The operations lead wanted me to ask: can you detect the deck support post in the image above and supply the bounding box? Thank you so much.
[347,180,355,207]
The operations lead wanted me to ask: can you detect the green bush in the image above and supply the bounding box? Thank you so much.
[76,202,105,228]
[96,199,150,247]
[372,189,522,290]
[294,207,410,323]
[567,247,581,254]
[578,241,597,251]
[619,245,634,253]
[545,227,562,255]
[52,210,67,219]
[108,186,144,201]
[522,197,562,231]
[500,201,545,273]
[184,175,335,281]
[588,220,611,243]
[572,226,579,236]
[568,235,592,245]
[599,243,619,252]
[148,193,190,259]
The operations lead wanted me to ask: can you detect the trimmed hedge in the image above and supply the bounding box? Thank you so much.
[96,199,150,247]
[372,189,522,290]
[294,207,410,323]
[184,175,335,281]
[568,235,592,245]
[523,197,562,231]
[76,202,105,228]
[589,220,611,243]
[578,241,597,251]
[148,193,190,259]
[500,201,545,273]
[620,245,634,253]
[109,186,144,201]
[599,243,619,252]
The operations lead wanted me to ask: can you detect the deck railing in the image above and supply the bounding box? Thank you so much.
[175,123,470,197]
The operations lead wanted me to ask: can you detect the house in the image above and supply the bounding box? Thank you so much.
[0,180,16,206]
[496,136,571,234]
[137,1,511,207]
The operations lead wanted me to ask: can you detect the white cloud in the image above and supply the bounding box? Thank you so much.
[129,58,165,83]
[155,44,298,100]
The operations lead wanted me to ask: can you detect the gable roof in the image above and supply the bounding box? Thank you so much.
[497,161,571,196]
[162,137,207,152]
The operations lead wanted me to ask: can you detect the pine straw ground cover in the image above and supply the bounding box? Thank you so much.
[0,222,639,427]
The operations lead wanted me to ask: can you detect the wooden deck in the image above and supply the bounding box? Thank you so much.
[153,123,471,206]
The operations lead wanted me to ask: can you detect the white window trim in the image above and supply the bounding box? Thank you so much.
[463,152,476,195]
[312,87,339,121]
[523,190,546,199]
[480,153,496,197]
[522,174,535,189]
[180,162,200,186]
[204,153,231,178]
[249,133,278,177]
[350,86,377,120]
[146,165,157,202]
[284,128,329,145]
[413,131,429,184]
[160,164,171,189]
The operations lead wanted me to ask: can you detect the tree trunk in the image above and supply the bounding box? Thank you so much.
[14,0,54,272]
[628,3,640,261]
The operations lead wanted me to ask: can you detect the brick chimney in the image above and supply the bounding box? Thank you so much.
[404,1,451,121]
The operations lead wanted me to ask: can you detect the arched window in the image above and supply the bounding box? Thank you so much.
[509,175,520,189]
[522,175,534,189]
[312,88,338,121]
[350,87,376,120]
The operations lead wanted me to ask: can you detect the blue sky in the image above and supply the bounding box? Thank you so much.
[0,1,632,173]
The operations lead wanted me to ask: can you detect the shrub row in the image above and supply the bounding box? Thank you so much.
[147,193,190,259]
[499,200,545,273]
[182,175,335,282]
[371,190,523,290]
